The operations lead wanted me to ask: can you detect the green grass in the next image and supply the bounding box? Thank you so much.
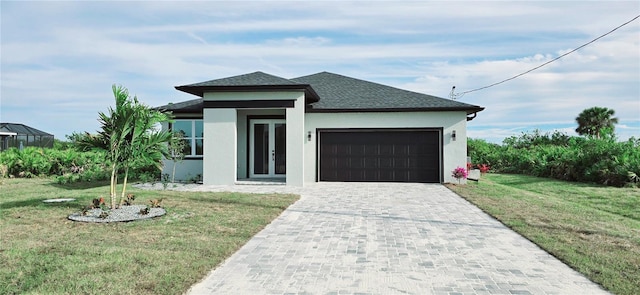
[447,173,640,295]
[0,178,299,295]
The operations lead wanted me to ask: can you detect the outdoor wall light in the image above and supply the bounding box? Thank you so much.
[451,130,457,141]
[307,131,312,142]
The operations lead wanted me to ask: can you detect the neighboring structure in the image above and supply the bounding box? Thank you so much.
[0,123,54,151]
[157,71,484,186]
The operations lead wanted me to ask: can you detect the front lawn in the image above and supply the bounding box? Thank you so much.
[0,178,298,295]
[447,173,640,295]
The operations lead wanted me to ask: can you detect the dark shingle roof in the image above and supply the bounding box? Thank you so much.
[185,71,299,87]
[292,72,483,114]
[175,71,320,103]
[0,123,53,136]
[156,98,203,114]
[167,71,484,114]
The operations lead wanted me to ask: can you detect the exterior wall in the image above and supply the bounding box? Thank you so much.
[304,111,468,184]
[203,91,305,186]
[160,120,205,182]
[161,99,470,185]
[286,96,305,186]
[161,159,203,182]
[203,108,237,185]
[204,91,304,101]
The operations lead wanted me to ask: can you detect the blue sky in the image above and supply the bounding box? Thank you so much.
[1,1,639,143]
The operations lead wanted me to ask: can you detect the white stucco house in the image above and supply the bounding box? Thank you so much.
[157,71,484,186]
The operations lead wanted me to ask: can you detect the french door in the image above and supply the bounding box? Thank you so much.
[249,120,286,178]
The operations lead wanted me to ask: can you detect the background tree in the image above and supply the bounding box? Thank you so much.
[168,130,187,183]
[575,107,618,139]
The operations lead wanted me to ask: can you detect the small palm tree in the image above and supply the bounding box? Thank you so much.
[117,97,173,207]
[575,107,618,139]
[80,85,173,209]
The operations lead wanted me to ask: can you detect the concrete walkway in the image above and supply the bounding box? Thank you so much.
[184,182,609,295]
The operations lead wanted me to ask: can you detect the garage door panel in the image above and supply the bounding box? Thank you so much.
[379,144,394,156]
[364,145,377,155]
[379,157,394,168]
[395,158,409,169]
[336,157,352,169]
[336,145,350,155]
[319,130,441,183]
[364,157,378,168]
[350,157,365,169]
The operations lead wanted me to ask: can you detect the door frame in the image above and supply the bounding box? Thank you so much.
[248,118,286,178]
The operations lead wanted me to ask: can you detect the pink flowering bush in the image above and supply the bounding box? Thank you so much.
[478,164,490,174]
[451,166,468,183]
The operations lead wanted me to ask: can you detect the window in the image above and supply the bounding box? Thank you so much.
[171,120,203,157]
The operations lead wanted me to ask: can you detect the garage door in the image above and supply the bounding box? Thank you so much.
[319,129,441,183]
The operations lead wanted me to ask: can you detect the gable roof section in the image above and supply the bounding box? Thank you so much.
[292,72,483,114]
[175,71,320,103]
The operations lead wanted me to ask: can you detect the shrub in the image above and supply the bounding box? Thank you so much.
[0,146,160,184]
[468,131,640,187]
[451,166,468,183]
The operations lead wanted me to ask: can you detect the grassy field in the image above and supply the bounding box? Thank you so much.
[447,173,640,295]
[0,178,298,295]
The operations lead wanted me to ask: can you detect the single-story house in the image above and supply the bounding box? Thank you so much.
[157,71,483,186]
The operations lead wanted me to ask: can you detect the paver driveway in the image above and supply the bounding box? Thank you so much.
[185,182,608,295]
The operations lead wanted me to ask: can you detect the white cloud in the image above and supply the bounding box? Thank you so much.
[1,1,638,142]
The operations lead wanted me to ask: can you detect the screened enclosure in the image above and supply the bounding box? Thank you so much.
[0,123,54,151]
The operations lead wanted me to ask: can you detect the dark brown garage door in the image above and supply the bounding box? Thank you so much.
[319,129,441,183]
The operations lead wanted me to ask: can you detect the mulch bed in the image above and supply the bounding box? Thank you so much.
[68,205,165,223]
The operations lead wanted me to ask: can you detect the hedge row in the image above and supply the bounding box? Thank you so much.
[0,147,160,184]
[468,131,640,187]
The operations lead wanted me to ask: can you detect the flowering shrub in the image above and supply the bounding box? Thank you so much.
[451,166,468,183]
[478,164,490,174]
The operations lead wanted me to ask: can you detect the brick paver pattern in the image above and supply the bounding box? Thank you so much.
[183,182,609,295]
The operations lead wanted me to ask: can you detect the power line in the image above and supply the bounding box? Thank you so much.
[450,14,640,99]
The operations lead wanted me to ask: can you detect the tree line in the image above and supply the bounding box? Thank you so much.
[468,107,639,187]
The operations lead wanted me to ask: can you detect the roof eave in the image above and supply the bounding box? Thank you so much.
[175,84,320,103]
[306,106,485,114]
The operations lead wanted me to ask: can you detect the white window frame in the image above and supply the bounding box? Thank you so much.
[172,120,203,158]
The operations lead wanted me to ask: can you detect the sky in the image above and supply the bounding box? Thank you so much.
[1,1,639,143]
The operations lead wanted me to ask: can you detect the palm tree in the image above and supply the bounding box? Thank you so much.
[78,85,133,209]
[117,97,173,207]
[575,107,618,139]
[80,85,172,209]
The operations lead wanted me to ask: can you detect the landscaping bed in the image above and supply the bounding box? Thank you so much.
[0,178,298,295]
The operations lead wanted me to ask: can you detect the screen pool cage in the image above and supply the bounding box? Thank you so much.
[0,123,54,151]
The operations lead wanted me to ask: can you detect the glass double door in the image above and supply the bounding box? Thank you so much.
[249,120,286,178]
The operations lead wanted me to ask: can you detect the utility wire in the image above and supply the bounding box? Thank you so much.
[451,14,640,98]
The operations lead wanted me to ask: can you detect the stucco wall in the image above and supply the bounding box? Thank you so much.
[203,91,305,185]
[159,119,204,183]
[304,111,468,184]
[286,96,305,186]
[203,108,237,185]
[162,107,470,185]
[204,91,304,101]
[161,159,203,182]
